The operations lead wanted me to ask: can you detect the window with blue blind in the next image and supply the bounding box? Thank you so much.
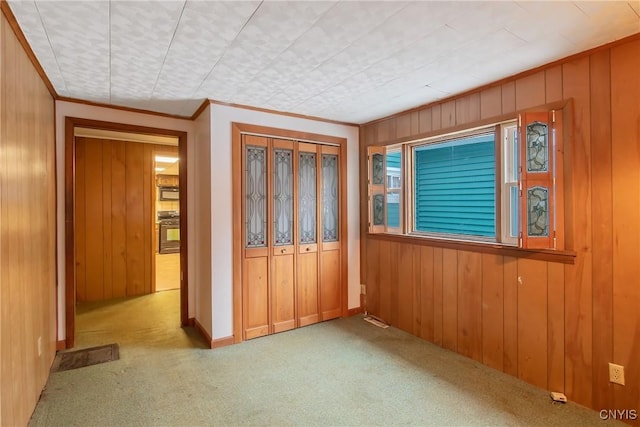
[413,133,496,238]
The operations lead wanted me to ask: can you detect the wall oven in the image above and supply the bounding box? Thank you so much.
[158,210,180,254]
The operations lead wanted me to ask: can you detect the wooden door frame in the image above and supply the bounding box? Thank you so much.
[232,122,348,344]
[64,117,189,348]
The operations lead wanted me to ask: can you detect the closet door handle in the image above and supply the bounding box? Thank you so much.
[281,248,286,254]
[305,247,310,252]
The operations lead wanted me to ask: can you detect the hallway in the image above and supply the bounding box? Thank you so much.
[74,289,203,350]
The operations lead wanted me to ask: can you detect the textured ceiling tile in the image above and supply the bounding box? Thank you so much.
[6,1,67,91]
[9,0,640,121]
[110,1,185,99]
[35,0,109,99]
[152,1,260,99]
[458,29,527,61]
[199,1,336,99]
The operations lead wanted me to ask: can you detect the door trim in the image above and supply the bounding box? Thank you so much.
[232,122,348,344]
[64,117,189,349]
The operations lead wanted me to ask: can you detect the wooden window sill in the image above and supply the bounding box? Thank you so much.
[367,233,576,264]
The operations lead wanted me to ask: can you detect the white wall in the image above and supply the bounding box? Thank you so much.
[54,100,197,340]
[54,100,360,343]
[193,105,212,338]
[209,104,360,340]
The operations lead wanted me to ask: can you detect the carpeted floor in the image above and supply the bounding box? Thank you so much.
[29,290,619,426]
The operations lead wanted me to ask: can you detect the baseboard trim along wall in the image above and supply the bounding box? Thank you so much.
[348,307,362,316]
[211,336,235,349]
[56,340,66,351]
[194,318,213,349]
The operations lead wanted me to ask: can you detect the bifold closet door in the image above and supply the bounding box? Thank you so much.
[242,135,270,339]
[296,143,320,327]
[271,139,296,333]
[241,134,342,340]
[319,145,341,320]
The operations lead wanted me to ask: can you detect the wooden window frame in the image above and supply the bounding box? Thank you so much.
[366,105,571,263]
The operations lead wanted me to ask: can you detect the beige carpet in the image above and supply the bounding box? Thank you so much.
[30,291,619,426]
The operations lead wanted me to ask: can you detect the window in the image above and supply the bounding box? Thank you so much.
[367,109,563,250]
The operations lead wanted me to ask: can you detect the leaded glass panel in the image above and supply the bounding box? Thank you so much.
[299,152,316,244]
[273,149,293,246]
[526,121,548,173]
[372,153,384,185]
[527,186,549,237]
[245,146,267,248]
[322,154,339,242]
[373,193,384,226]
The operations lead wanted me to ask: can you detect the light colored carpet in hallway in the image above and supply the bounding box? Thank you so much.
[30,291,617,426]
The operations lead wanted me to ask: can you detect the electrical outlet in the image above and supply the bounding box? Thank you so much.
[360,284,366,295]
[37,336,42,357]
[609,363,625,385]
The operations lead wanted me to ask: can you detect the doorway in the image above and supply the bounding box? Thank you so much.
[64,117,188,349]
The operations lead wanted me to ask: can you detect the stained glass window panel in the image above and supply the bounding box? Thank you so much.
[526,121,548,173]
[373,193,384,226]
[273,149,293,246]
[245,146,267,248]
[322,154,339,242]
[527,186,549,237]
[372,153,384,185]
[299,152,317,244]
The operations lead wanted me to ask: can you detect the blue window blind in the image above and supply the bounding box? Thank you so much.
[386,151,401,228]
[414,133,495,237]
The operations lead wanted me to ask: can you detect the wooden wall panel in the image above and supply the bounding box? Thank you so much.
[125,142,145,296]
[501,81,516,115]
[360,34,640,417]
[365,239,380,316]
[481,254,504,371]
[480,86,502,120]
[111,141,127,298]
[397,243,413,332]
[431,105,442,132]
[441,249,458,351]
[388,242,399,327]
[411,245,422,336]
[547,262,565,392]
[517,259,548,389]
[589,49,613,410]
[0,12,56,427]
[562,55,593,408]
[610,39,640,416]
[377,240,392,323]
[101,142,113,299]
[455,93,480,126]
[396,114,411,139]
[419,246,434,341]
[457,251,482,361]
[410,111,420,136]
[418,108,432,134]
[515,71,545,110]
[75,138,176,301]
[432,248,443,346]
[545,65,563,103]
[84,140,105,301]
[441,100,455,129]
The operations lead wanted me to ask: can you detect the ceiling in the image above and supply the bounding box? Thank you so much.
[7,1,640,123]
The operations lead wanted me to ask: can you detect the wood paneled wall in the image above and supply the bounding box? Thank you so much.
[361,34,640,420]
[0,12,56,427]
[75,137,177,301]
